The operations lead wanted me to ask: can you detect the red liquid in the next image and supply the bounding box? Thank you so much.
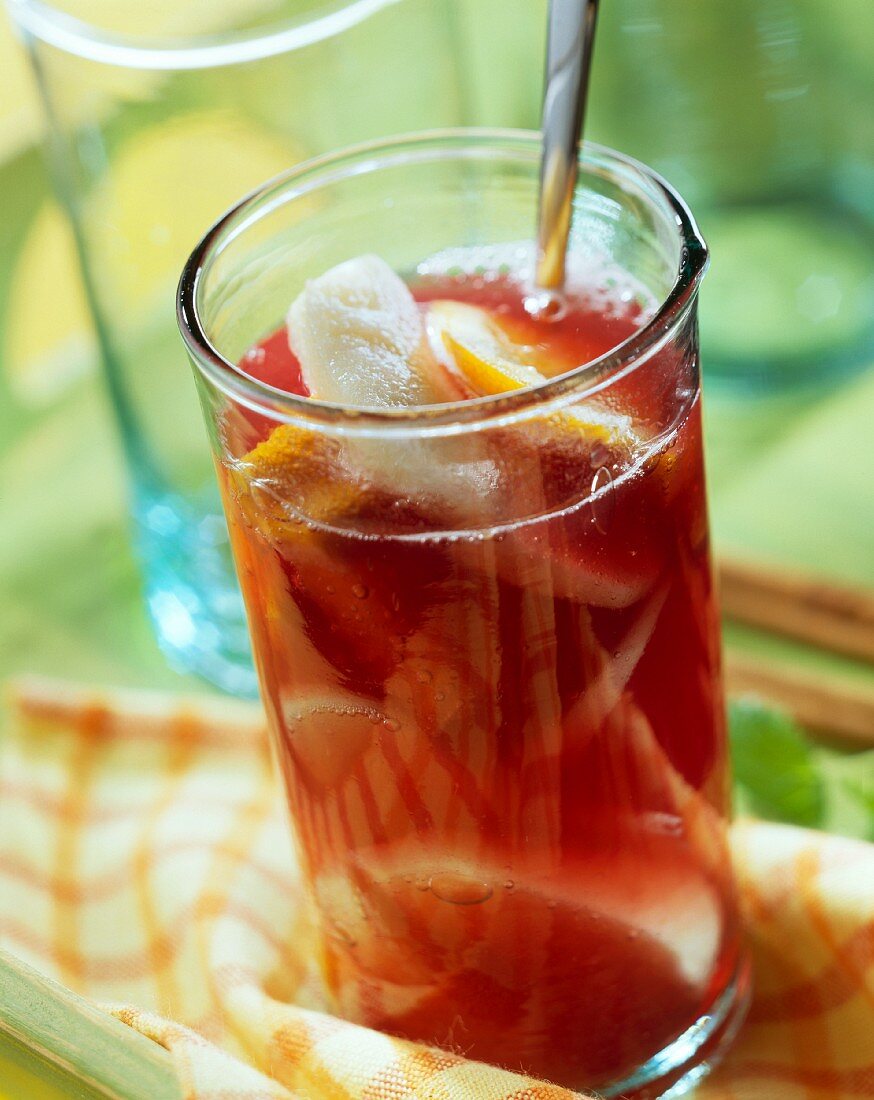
[222,273,741,1091]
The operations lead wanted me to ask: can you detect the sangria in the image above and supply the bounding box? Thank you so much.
[178,132,749,1096]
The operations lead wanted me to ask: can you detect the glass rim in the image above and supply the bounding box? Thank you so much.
[6,0,401,69]
[178,128,708,436]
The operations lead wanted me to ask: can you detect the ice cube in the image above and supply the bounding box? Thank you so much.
[288,254,455,409]
[287,255,493,507]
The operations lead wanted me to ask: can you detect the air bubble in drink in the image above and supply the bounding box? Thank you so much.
[523,288,568,322]
[430,873,493,906]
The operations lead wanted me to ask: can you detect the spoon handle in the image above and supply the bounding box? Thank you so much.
[536,0,600,290]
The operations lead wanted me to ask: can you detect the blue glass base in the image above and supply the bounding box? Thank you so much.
[135,487,258,698]
[599,955,752,1099]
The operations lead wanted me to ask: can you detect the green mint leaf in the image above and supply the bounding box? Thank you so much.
[841,780,874,842]
[729,698,825,827]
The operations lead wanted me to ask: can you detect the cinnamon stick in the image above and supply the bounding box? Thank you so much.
[725,651,874,748]
[718,556,874,666]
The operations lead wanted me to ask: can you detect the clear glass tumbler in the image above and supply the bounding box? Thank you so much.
[178,130,750,1096]
[9,0,544,694]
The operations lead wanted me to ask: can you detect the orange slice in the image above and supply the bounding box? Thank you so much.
[427,299,637,449]
[229,423,362,540]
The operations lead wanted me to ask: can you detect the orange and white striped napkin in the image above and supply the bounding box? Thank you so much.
[1,677,872,1099]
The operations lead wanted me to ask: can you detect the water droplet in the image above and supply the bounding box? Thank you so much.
[650,812,684,837]
[430,872,493,906]
[435,691,446,702]
[416,670,433,684]
[590,465,615,535]
[547,899,558,910]
[352,583,369,599]
[627,929,639,940]
[414,876,430,891]
[382,717,400,732]
[503,880,515,891]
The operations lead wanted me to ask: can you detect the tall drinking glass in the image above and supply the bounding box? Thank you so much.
[9,0,535,695]
[178,131,749,1096]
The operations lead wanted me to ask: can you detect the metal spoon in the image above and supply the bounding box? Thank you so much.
[535,0,600,291]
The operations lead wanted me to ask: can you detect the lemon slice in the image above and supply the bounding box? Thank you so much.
[0,17,42,162]
[5,110,305,407]
[427,299,636,448]
[86,110,306,320]
[44,0,279,38]
[4,202,97,407]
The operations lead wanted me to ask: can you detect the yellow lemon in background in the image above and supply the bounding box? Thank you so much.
[5,109,302,406]
[0,14,42,162]
[85,109,303,321]
[4,202,97,407]
[0,10,95,408]
[40,0,289,39]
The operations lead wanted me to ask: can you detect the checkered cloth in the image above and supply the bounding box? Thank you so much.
[1,678,872,1099]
